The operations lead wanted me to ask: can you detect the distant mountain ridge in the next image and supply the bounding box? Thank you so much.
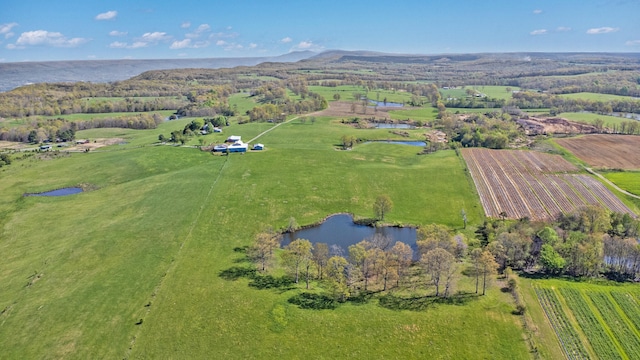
[0,51,316,92]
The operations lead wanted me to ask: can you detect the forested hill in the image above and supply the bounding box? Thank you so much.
[0,51,315,93]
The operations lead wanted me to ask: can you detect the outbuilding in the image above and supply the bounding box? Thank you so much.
[226,135,241,143]
[252,143,264,150]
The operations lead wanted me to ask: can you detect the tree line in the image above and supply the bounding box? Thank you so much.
[246,205,640,306]
[0,113,164,143]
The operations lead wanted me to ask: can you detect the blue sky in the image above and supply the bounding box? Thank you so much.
[0,0,638,62]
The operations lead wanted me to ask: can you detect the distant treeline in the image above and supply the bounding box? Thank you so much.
[0,113,164,143]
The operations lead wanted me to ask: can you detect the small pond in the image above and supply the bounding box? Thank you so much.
[281,214,417,256]
[26,187,83,196]
[369,100,404,107]
[375,123,413,129]
[365,140,426,147]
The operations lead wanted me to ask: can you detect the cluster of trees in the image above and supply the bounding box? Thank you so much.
[248,222,500,302]
[0,82,192,118]
[510,91,640,115]
[247,92,327,122]
[477,206,640,280]
[440,111,522,150]
[0,113,164,143]
[159,116,228,145]
[247,204,640,306]
[0,153,11,167]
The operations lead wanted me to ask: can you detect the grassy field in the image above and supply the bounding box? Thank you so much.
[558,112,630,127]
[388,106,438,122]
[308,85,418,103]
[604,171,640,196]
[0,111,544,359]
[558,92,640,102]
[440,86,519,101]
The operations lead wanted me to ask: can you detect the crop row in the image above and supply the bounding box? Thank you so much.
[611,292,640,332]
[460,148,636,221]
[535,288,589,360]
[589,292,640,359]
[559,288,622,360]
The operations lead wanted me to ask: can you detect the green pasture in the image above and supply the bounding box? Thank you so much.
[558,112,630,127]
[558,92,640,102]
[388,106,439,122]
[308,85,418,104]
[441,86,518,101]
[0,110,540,359]
[604,171,640,196]
[228,92,258,114]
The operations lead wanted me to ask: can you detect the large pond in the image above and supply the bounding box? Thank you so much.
[375,123,413,129]
[369,100,404,107]
[26,187,83,196]
[281,214,417,256]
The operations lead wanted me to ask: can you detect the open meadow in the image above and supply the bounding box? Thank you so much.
[0,114,545,359]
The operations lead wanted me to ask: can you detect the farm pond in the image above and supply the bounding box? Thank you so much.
[26,187,83,196]
[281,214,417,255]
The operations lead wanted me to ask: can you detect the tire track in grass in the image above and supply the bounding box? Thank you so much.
[123,156,230,359]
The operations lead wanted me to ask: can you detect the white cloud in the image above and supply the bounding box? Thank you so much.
[96,11,117,21]
[210,31,238,39]
[533,9,543,14]
[0,23,18,36]
[248,43,257,49]
[87,55,96,59]
[140,32,170,42]
[626,40,640,46]
[281,37,292,43]
[530,29,548,36]
[181,21,191,29]
[109,30,127,36]
[216,40,227,46]
[6,43,18,50]
[587,27,619,34]
[170,39,209,49]
[556,27,572,32]
[129,41,148,49]
[291,40,323,52]
[171,39,191,49]
[109,41,128,48]
[14,30,88,47]
[186,24,210,39]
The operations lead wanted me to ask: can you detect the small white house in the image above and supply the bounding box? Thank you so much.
[253,143,264,150]
[226,135,241,143]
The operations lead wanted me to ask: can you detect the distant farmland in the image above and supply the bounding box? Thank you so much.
[461,148,635,220]
[555,134,640,170]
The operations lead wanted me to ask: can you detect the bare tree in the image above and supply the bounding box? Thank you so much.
[421,248,456,297]
[248,231,280,272]
[373,195,393,221]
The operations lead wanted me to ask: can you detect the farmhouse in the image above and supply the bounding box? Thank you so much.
[228,141,248,153]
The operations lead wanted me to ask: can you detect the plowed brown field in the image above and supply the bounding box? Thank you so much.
[461,148,636,220]
[555,134,640,170]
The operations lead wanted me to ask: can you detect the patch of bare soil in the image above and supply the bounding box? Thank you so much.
[65,138,126,151]
[555,134,640,169]
[516,116,598,135]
